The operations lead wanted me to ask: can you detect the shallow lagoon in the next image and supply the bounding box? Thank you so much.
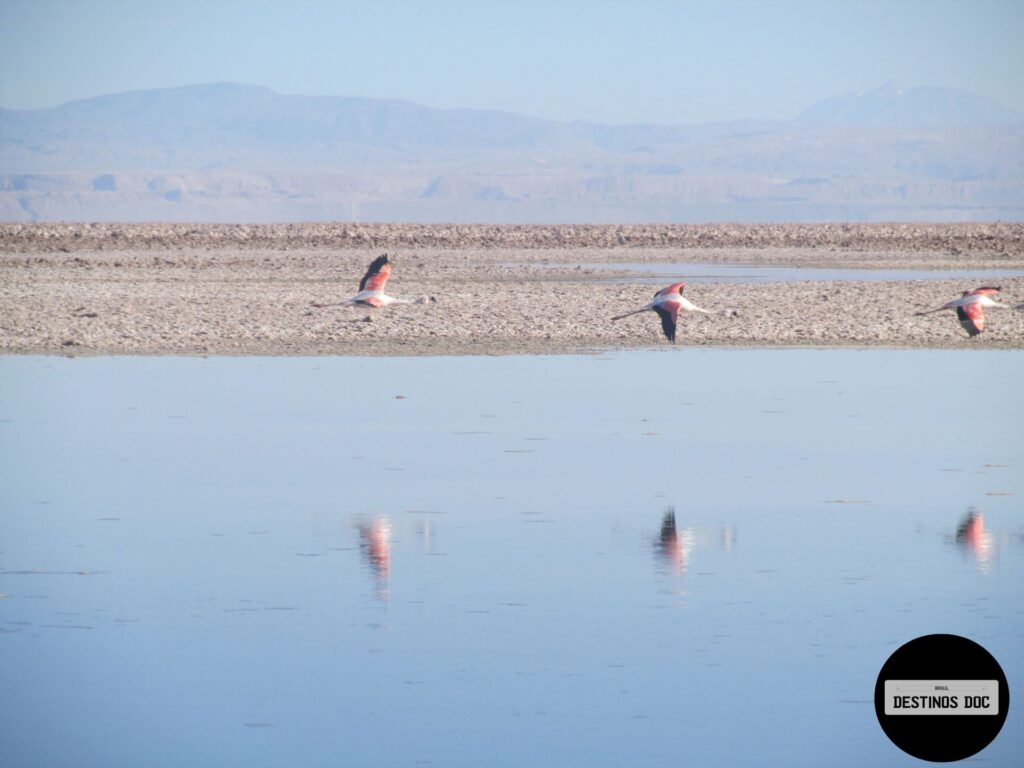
[1,350,1022,767]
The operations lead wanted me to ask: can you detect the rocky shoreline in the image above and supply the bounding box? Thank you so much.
[3,221,1024,255]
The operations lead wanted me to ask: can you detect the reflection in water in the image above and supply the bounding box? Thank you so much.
[653,508,738,595]
[416,519,434,550]
[955,508,995,571]
[357,518,392,602]
[720,524,738,552]
[654,508,694,576]
[3,349,1023,768]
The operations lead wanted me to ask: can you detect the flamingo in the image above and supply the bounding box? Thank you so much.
[914,286,1011,337]
[611,282,725,343]
[311,254,431,309]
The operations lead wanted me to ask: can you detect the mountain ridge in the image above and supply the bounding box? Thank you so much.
[797,82,1023,126]
[2,82,1022,223]
[4,79,1021,125]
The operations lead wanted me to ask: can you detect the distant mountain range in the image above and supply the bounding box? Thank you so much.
[1,82,1022,223]
[797,82,1023,126]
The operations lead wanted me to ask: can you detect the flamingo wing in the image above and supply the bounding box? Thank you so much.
[966,286,1001,297]
[359,254,392,292]
[957,303,986,336]
[653,302,680,343]
[654,282,686,299]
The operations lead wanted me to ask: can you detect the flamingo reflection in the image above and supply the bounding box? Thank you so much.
[955,509,994,570]
[654,508,694,576]
[358,518,392,601]
[652,508,738,596]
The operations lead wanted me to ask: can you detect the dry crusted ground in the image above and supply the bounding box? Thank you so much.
[2,223,1023,356]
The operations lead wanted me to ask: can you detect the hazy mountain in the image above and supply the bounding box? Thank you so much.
[0,83,592,172]
[2,83,1022,223]
[797,82,1024,126]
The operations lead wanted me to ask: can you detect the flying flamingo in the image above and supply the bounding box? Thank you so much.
[611,282,726,343]
[915,286,1012,337]
[311,254,431,309]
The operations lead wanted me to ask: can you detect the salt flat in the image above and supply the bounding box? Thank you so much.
[2,222,1023,355]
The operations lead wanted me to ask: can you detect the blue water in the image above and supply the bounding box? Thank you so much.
[1,351,1022,767]
[551,261,1024,284]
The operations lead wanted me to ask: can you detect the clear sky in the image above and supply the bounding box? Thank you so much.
[1,0,1022,124]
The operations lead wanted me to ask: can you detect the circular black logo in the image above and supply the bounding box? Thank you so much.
[875,634,1009,762]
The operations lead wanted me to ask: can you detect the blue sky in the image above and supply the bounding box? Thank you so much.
[1,0,1022,124]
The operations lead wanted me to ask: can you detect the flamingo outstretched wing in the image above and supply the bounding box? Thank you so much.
[916,286,1006,320]
[957,303,986,336]
[359,254,392,292]
[653,303,680,343]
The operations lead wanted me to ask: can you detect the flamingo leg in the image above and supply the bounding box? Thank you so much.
[611,306,652,322]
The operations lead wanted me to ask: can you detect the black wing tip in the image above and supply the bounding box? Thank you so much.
[956,307,983,336]
[653,305,677,343]
[358,254,392,290]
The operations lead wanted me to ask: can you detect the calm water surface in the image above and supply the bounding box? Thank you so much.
[1,351,1022,767]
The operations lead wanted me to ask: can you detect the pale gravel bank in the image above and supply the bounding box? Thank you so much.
[2,223,1023,356]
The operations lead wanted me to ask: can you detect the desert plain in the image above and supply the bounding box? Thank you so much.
[1,221,1023,356]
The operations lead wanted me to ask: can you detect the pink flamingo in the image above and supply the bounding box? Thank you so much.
[611,282,724,343]
[312,254,430,309]
[915,286,1011,337]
